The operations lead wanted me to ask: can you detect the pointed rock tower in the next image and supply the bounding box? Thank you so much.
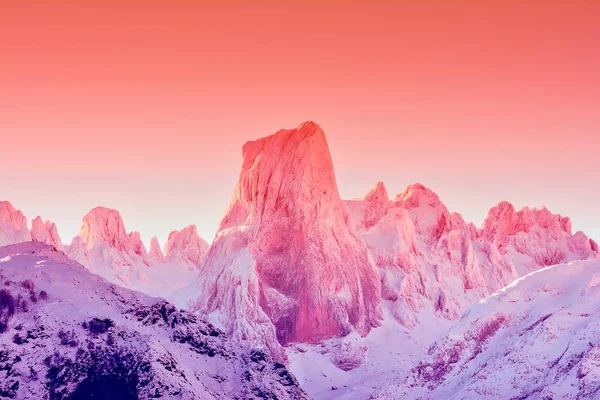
[66,207,152,286]
[149,236,165,263]
[31,216,63,250]
[164,225,209,268]
[190,122,382,357]
[0,201,31,246]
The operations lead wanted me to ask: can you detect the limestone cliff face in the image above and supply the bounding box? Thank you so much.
[345,181,598,328]
[31,216,63,250]
[191,122,382,357]
[164,225,209,268]
[0,201,31,246]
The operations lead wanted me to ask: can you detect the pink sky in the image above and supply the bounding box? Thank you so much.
[1,1,599,247]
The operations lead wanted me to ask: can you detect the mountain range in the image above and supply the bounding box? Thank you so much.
[1,121,598,399]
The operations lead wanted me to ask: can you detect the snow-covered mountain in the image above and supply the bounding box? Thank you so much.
[164,225,210,268]
[0,241,308,399]
[65,207,210,298]
[176,122,597,398]
[0,202,214,299]
[481,200,598,273]
[1,122,599,399]
[66,206,156,286]
[345,181,598,328]
[373,258,600,400]
[179,121,382,360]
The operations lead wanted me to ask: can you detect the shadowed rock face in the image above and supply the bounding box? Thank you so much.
[193,122,382,355]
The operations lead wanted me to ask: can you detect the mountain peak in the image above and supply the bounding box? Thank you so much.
[30,216,63,250]
[192,123,382,356]
[0,201,31,246]
[164,225,209,267]
[482,201,572,240]
[222,121,338,232]
[394,183,440,207]
[481,201,598,267]
[297,120,323,134]
[149,236,165,262]
[358,181,390,229]
[75,206,146,255]
[364,181,389,202]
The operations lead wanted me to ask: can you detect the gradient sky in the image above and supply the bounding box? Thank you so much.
[1,1,599,248]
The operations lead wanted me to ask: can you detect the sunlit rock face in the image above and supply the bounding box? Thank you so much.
[190,121,382,358]
[31,216,63,250]
[0,201,31,246]
[66,206,154,287]
[164,224,209,268]
[73,206,148,256]
[148,236,165,263]
[345,182,599,328]
[481,201,598,271]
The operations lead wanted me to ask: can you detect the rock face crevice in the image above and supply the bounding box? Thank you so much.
[191,122,382,356]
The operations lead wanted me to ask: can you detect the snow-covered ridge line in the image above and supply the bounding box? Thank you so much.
[373,258,600,399]
[0,202,212,265]
[0,201,212,297]
[0,241,308,399]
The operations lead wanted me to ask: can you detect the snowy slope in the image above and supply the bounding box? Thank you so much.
[0,242,308,399]
[373,258,600,400]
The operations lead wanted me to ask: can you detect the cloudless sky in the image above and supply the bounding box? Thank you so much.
[1,1,599,248]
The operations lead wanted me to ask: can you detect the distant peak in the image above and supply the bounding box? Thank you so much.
[223,121,338,232]
[490,201,516,213]
[149,236,165,261]
[0,201,26,223]
[0,200,17,212]
[395,183,441,208]
[482,201,577,240]
[0,201,31,246]
[76,206,146,255]
[79,206,127,241]
[85,206,122,219]
[359,181,390,229]
[364,181,389,202]
[242,121,326,159]
[297,120,323,133]
[164,225,209,266]
[31,216,63,250]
